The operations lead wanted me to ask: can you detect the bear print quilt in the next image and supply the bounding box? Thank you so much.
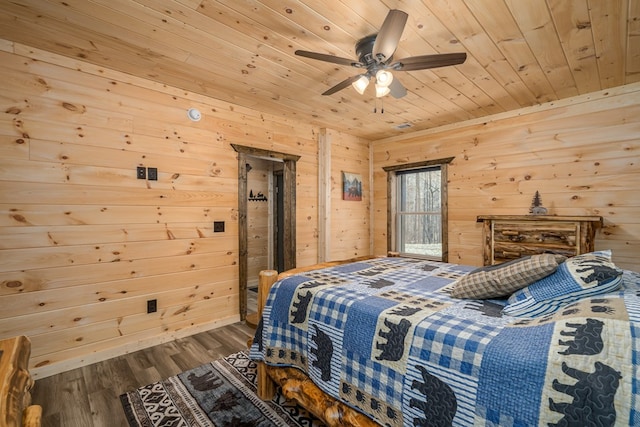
[250,257,640,426]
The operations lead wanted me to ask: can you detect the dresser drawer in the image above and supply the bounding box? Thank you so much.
[493,221,578,261]
[477,215,602,266]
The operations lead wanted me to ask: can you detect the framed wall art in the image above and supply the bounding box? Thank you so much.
[342,171,362,201]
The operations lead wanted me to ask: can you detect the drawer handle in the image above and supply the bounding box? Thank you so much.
[501,251,521,258]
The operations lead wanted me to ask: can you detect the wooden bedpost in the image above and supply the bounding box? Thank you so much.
[254,259,380,426]
[257,270,278,400]
[0,336,42,427]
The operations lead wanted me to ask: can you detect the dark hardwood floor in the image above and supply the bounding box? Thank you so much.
[31,321,256,427]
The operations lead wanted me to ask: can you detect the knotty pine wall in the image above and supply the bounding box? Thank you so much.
[0,41,370,378]
[319,129,372,261]
[373,83,640,272]
[246,157,271,288]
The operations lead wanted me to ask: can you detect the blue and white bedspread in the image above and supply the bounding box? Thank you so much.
[249,257,640,426]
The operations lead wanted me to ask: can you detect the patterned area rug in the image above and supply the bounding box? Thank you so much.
[120,351,323,426]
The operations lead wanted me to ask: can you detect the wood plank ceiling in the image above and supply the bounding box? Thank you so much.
[0,0,638,139]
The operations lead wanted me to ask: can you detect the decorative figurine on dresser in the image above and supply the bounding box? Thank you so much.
[476,215,603,266]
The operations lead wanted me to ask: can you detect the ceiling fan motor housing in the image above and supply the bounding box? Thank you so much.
[356,35,382,67]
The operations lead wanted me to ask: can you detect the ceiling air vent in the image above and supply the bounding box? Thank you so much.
[395,122,412,129]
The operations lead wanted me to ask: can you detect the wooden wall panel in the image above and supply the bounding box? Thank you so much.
[246,158,270,287]
[320,129,372,261]
[0,41,329,378]
[373,83,640,271]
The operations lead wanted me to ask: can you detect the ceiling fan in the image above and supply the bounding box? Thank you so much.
[295,9,467,99]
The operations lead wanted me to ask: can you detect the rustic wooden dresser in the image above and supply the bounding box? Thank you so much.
[477,215,603,266]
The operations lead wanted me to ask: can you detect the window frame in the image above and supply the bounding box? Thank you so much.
[383,157,453,262]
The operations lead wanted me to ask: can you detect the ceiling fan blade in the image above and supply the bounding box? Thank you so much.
[388,77,407,99]
[295,50,362,67]
[372,9,408,63]
[391,52,467,71]
[322,74,364,96]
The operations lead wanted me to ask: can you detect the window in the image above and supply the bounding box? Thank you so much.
[383,157,452,262]
[397,167,442,257]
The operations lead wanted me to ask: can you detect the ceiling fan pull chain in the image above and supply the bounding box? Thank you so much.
[373,98,384,114]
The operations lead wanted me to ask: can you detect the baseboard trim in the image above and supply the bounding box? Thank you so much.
[31,315,241,379]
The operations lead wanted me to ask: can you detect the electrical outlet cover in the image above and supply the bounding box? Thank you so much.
[147,299,157,313]
[137,166,146,179]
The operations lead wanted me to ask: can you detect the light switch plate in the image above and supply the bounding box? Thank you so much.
[147,167,158,181]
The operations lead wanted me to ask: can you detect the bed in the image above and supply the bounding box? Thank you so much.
[249,251,640,427]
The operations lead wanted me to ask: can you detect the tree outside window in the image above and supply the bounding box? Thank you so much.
[384,157,452,262]
[397,167,442,258]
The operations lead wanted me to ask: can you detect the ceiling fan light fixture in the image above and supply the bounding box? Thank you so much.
[352,75,370,95]
[375,69,393,87]
[375,84,391,98]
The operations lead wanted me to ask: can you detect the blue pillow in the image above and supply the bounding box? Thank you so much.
[503,250,623,317]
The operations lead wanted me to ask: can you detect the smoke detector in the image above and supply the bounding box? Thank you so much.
[187,108,202,122]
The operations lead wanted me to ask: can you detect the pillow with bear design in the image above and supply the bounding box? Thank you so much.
[502,250,623,318]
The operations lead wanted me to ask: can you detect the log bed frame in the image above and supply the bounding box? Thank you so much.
[0,336,41,427]
[254,256,385,427]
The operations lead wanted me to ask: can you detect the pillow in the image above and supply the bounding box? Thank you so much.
[450,254,565,299]
[502,250,623,318]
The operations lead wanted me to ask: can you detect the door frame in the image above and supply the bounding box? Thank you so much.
[272,169,285,273]
[231,144,299,320]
